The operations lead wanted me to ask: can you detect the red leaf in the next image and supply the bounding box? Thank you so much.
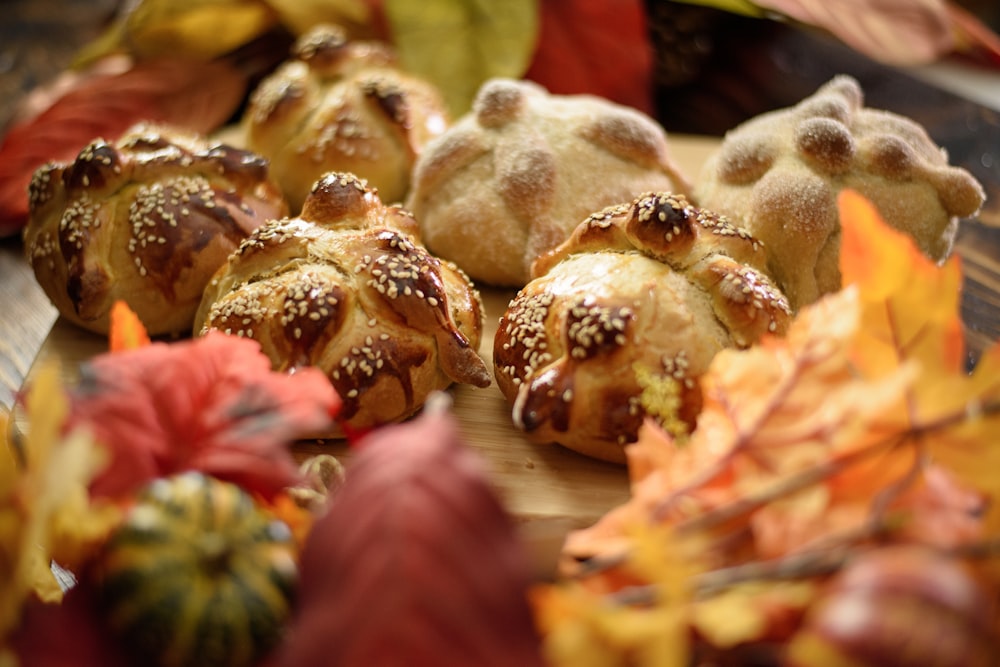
[523,0,654,114]
[66,331,341,502]
[10,580,130,667]
[280,397,543,667]
[948,2,1000,67]
[0,57,249,236]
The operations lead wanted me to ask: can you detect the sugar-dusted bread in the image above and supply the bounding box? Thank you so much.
[195,172,491,437]
[23,122,288,336]
[695,75,985,309]
[494,192,791,463]
[405,78,693,287]
[243,23,450,212]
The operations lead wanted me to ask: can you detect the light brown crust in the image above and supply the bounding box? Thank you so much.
[695,75,986,310]
[405,78,693,287]
[494,192,791,464]
[243,23,450,211]
[23,122,288,336]
[195,172,490,438]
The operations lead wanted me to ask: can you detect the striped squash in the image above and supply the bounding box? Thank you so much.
[95,471,298,667]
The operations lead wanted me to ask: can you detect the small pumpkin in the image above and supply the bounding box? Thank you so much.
[93,471,298,667]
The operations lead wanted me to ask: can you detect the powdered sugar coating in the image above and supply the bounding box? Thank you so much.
[696,75,985,309]
[23,122,288,335]
[406,78,693,287]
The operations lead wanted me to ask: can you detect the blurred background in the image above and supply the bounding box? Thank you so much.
[4,0,999,131]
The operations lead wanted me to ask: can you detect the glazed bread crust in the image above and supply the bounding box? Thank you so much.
[494,192,791,463]
[196,172,490,438]
[244,23,450,212]
[24,122,288,336]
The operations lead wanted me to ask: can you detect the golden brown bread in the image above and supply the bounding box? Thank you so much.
[405,78,693,287]
[695,75,986,310]
[195,172,491,437]
[493,192,792,464]
[23,122,288,336]
[243,23,450,212]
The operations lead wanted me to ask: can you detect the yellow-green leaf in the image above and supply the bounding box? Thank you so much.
[75,0,279,66]
[383,0,539,117]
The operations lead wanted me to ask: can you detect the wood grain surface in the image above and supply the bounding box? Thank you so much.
[0,241,57,410]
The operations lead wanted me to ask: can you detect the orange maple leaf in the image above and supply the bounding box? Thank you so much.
[839,189,1000,523]
[839,189,965,390]
[108,300,151,352]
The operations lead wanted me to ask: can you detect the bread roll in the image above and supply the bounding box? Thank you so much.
[23,122,288,336]
[195,172,491,437]
[494,192,791,463]
[695,75,985,309]
[405,78,693,287]
[243,24,450,212]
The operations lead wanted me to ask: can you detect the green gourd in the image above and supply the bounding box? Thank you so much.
[95,471,298,667]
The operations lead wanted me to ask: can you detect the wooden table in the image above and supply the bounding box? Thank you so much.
[0,241,57,410]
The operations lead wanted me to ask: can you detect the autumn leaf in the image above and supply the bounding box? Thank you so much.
[0,57,248,236]
[7,580,131,667]
[1,364,119,652]
[383,0,539,117]
[532,583,690,667]
[679,0,1000,65]
[73,0,279,66]
[691,580,815,649]
[753,0,955,65]
[840,189,965,386]
[64,331,341,502]
[108,301,151,352]
[838,190,1000,521]
[279,396,543,667]
[948,2,1000,67]
[523,0,655,115]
